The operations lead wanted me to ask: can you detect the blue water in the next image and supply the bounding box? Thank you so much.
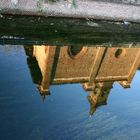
[1,45,140,140]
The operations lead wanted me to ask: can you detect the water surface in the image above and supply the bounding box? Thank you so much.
[1,45,140,140]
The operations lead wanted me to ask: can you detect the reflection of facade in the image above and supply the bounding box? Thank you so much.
[24,45,140,115]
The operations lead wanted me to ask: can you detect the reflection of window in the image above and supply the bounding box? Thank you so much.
[115,48,126,58]
[68,46,87,59]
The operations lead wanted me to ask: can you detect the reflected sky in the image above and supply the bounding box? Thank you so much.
[1,45,140,140]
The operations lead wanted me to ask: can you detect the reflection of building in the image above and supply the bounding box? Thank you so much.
[96,48,140,88]
[24,45,140,115]
[24,46,42,85]
[88,82,113,116]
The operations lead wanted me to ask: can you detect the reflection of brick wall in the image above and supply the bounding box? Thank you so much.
[33,46,49,75]
[54,47,98,81]
[33,46,105,85]
[32,45,140,93]
[96,48,140,83]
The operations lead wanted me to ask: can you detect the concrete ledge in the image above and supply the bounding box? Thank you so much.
[0,0,140,23]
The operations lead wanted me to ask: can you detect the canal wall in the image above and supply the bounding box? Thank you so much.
[0,0,140,23]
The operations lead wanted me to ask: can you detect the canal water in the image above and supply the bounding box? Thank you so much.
[1,45,140,140]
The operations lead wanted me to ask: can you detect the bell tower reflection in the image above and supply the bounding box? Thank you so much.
[24,45,140,116]
[88,82,113,116]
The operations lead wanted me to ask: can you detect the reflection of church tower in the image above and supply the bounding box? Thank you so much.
[87,82,113,116]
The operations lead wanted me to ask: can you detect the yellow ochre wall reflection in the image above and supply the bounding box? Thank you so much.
[24,45,140,116]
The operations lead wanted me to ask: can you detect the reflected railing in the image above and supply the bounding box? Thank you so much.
[24,45,140,116]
